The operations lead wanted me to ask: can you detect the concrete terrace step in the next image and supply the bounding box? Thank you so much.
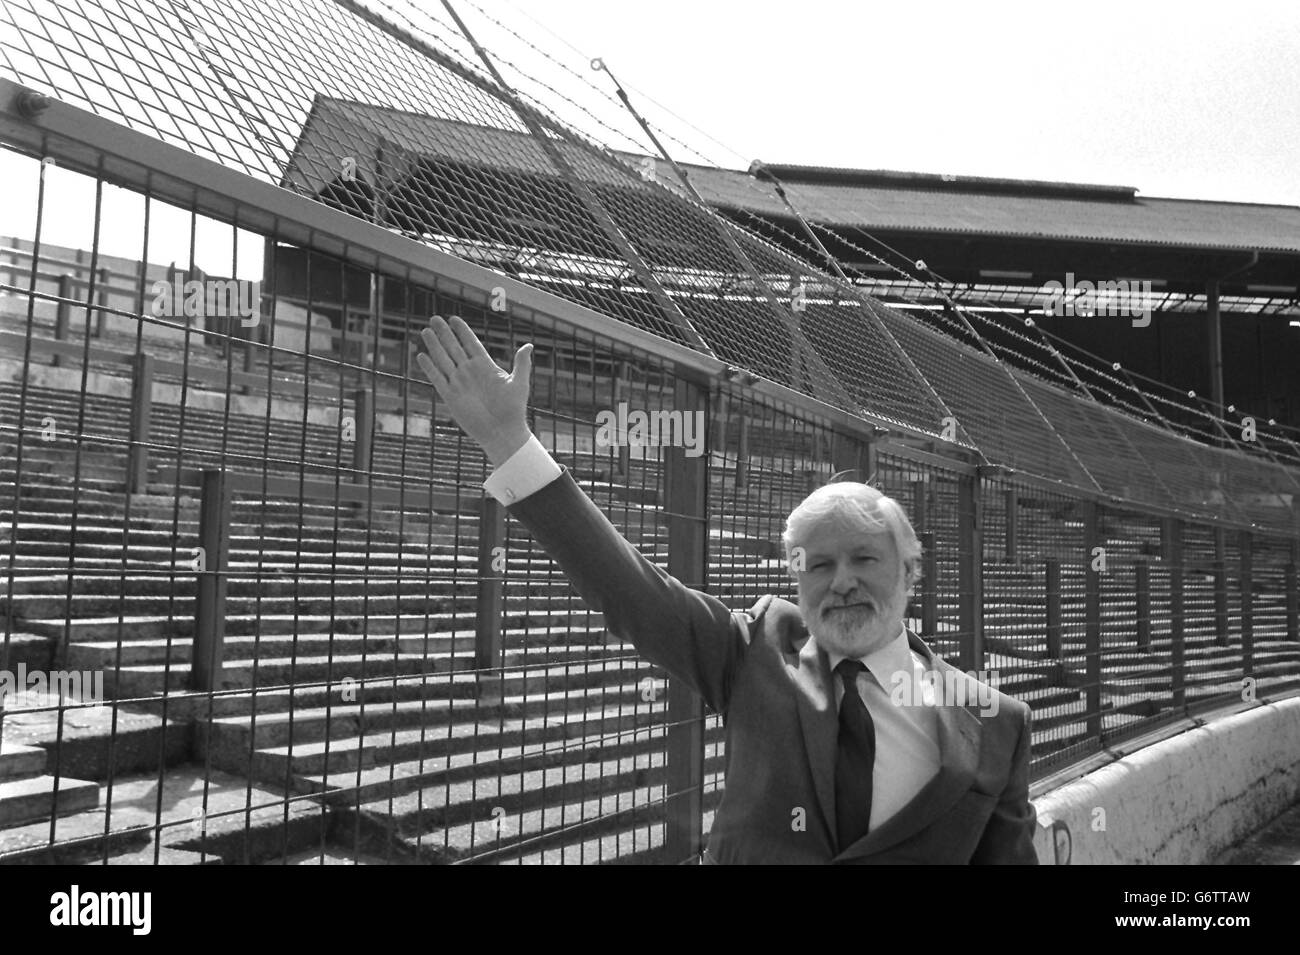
[338,739,729,862]
[8,591,484,623]
[198,677,670,745]
[1012,685,1084,712]
[2,444,734,507]
[147,672,485,722]
[67,627,621,668]
[0,741,47,780]
[1,412,666,484]
[0,774,100,829]
[0,572,522,599]
[2,523,501,555]
[0,765,326,864]
[34,607,613,643]
[109,653,658,699]
[253,701,694,781]
[512,805,722,865]
[1,538,462,563]
[1030,704,1119,737]
[200,695,489,751]
[1084,654,1300,695]
[1033,709,1152,756]
[80,844,222,865]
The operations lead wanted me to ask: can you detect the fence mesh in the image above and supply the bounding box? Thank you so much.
[0,0,1298,865]
[5,0,1299,528]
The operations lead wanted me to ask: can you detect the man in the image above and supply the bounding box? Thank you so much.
[417,315,1038,864]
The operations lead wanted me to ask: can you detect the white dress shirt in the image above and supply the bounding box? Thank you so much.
[823,628,942,830]
[482,436,943,830]
[482,434,563,504]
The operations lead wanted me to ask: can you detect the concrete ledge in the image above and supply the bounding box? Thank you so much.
[1031,695,1300,864]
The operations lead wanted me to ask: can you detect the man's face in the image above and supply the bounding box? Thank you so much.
[794,513,909,660]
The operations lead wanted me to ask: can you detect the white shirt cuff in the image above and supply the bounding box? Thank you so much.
[482,433,563,505]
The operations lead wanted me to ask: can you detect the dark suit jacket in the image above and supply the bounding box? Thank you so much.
[508,467,1038,864]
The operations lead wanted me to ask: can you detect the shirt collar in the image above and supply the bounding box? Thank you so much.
[824,625,912,688]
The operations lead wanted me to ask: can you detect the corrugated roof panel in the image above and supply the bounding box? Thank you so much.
[678,163,1300,254]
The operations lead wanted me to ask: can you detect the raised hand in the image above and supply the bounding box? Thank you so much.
[416,315,534,467]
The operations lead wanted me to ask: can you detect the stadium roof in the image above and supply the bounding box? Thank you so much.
[663,162,1300,256]
[284,97,1300,259]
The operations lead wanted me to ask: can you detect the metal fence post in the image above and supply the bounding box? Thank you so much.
[475,496,506,701]
[1082,500,1102,740]
[1167,518,1186,711]
[910,478,928,535]
[864,435,879,485]
[192,469,231,692]
[712,389,731,484]
[920,530,937,636]
[665,376,707,863]
[1004,487,1018,563]
[735,415,749,490]
[1135,558,1151,652]
[1240,531,1253,678]
[127,352,153,493]
[1212,556,1228,647]
[1045,557,1062,661]
[94,266,109,336]
[957,470,983,672]
[242,319,257,378]
[613,362,631,479]
[53,273,71,366]
[1287,539,1299,642]
[350,387,373,483]
[399,340,414,399]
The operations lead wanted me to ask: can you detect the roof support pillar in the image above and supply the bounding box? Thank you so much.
[1206,278,1225,423]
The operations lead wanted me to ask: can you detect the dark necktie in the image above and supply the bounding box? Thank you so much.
[834,659,876,851]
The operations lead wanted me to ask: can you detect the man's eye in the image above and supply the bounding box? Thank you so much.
[809,562,829,571]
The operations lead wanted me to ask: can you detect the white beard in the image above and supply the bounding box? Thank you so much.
[801,577,909,660]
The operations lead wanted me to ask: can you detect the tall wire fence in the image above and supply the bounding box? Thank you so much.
[0,0,1297,864]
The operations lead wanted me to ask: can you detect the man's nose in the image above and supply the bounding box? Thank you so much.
[829,561,859,595]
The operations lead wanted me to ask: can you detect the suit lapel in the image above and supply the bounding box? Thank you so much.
[790,633,838,841]
[833,633,983,862]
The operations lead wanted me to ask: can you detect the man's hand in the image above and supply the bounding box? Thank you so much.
[415,315,534,467]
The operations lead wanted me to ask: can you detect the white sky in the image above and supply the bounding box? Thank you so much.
[485,0,1300,205]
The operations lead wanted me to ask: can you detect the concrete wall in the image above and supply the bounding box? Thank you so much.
[1031,696,1300,864]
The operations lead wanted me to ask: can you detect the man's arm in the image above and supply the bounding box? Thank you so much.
[970,703,1039,864]
[416,317,749,713]
[504,464,747,713]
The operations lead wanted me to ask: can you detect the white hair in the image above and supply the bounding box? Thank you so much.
[782,481,923,589]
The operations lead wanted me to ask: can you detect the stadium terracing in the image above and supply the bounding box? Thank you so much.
[0,0,1298,864]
